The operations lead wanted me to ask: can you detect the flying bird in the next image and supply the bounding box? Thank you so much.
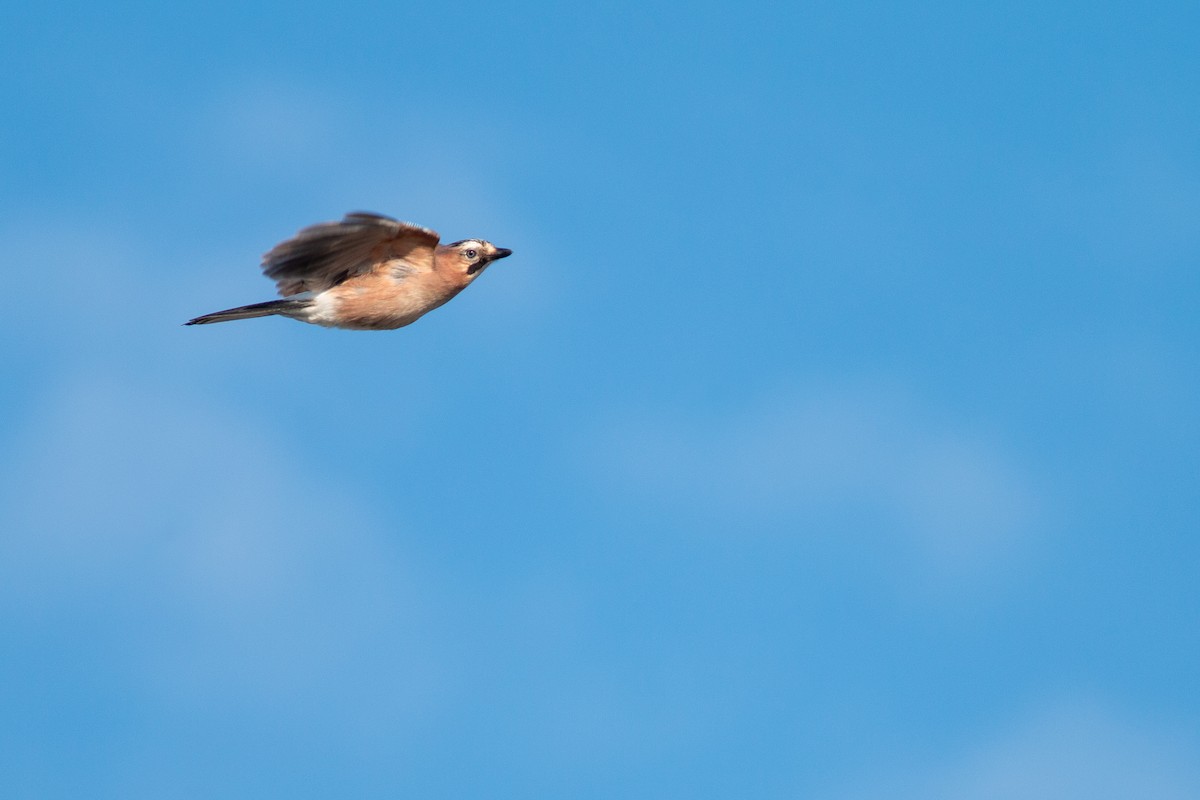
[186,212,512,330]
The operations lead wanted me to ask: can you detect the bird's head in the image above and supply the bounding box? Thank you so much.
[442,239,513,279]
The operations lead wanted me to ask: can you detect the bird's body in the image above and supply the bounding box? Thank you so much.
[186,212,512,330]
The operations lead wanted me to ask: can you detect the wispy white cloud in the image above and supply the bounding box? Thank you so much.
[1028,135,1200,268]
[826,698,1200,800]
[592,381,1041,585]
[0,219,148,337]
[0,374,443,718]
[199,78,348,171]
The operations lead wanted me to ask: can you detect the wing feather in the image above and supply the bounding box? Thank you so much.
[262,212,441,296]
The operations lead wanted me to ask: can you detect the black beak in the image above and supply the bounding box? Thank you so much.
[493,247,513,260]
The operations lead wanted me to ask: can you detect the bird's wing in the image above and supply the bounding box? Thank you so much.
[262,212,441,296]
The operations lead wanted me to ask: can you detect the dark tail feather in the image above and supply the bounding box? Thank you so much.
[185,298,309,326]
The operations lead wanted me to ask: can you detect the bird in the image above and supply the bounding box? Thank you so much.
[185,212,512,330]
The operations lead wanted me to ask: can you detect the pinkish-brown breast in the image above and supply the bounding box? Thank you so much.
[325,269,465,330]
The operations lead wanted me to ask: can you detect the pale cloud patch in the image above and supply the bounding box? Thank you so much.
[594,382,1041,584]
[0,218,148,340]
[0,374,443,718]
[1029,135,1200,269]
[201,77,347,170]
[0,218,246,363]
[826,698,1200,800]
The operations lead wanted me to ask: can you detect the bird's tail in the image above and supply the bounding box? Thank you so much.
[185,298,310,326]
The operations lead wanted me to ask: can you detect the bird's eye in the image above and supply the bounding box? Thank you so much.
[464,249,478,259]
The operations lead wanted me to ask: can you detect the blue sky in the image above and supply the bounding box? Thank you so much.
[2,1,1198,797]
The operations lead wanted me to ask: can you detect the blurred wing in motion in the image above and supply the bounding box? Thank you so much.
[262,212,441,296]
